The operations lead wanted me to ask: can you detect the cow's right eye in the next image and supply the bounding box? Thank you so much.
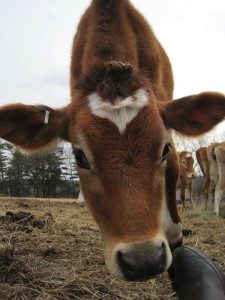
[73,148,90,170]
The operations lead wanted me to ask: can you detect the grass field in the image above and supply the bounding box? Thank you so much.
[0,197,224,300]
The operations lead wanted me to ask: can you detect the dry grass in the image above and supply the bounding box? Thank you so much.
[0,197,224,300]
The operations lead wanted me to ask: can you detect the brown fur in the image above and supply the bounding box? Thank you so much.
[161,92,225,136]
[0,104,71,151]
[70,0,174,103]
[77,105,166,242]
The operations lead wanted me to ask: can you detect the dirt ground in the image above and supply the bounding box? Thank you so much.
[0,197,224,300]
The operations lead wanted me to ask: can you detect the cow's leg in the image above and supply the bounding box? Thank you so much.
[214,186,224,216]
[203,190,208,210]
[188,181,194,208]
[202,179,209,210]
[208,180,215,210]
[180,185,186,210]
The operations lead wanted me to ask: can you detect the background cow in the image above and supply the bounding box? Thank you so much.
[208,142,225,216]
[197,142,225,215]
[0,0,225,281]
[177,151,196,209]
[196,147,210,210]
[207,143,221,210]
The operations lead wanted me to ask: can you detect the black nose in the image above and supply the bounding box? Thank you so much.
[117,241,166,281]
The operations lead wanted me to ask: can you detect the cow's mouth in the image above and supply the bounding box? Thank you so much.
[169,238,183,251]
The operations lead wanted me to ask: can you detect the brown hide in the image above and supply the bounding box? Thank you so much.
[70,0,174,103]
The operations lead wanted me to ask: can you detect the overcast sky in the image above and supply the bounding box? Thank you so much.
[0,0,224,139]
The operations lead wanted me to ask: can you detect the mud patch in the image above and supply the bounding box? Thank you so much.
[18,201,30,209]
[0,211,45,229]
[42,246,61,258]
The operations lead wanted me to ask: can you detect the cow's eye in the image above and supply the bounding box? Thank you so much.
[73,148,90,169]
[161,143,171,161]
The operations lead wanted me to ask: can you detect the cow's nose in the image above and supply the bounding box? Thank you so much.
[117,241,166,281]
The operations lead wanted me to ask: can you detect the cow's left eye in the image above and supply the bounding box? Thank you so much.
[161,143,171,162]
[73,148,90,169]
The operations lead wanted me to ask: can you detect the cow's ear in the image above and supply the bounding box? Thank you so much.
[0,103,72,152]
[160,92,225,136]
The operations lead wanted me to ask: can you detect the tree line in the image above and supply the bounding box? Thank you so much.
[0,140,79,198]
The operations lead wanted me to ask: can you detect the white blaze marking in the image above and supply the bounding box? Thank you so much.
[88,88,148,132]
[185,153,191,158]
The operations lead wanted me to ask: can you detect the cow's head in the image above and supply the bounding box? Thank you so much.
[178,151,196,179]
[1,85,225,280]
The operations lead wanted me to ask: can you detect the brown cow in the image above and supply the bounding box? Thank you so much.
[207,143,221,210]
[214,143,225,216]
[177,152,196,209]
[0,0,225,281]
[196,142,225,215]
[196,147,210,209]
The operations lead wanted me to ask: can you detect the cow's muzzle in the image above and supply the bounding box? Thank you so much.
[116,240,168,281]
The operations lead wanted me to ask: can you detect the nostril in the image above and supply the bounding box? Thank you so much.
[117,251,125,268]
[117,250,124,268]
[117,250,136,275]
[159,242,166,270]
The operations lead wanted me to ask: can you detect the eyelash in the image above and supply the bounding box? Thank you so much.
[73,148,90,170]
[161,143,171,162]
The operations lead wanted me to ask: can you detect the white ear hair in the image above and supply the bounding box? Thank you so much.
[44,110,50,125]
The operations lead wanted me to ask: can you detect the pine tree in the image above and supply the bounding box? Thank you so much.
[0,140,11,196]
[1,140,79,198]
[7,148,27,196]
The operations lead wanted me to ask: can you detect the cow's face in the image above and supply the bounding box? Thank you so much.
[0,91,224,281]
[72,89,182,280]
[178,152,196,179]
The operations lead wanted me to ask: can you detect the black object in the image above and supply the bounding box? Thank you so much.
[168,246,225,300]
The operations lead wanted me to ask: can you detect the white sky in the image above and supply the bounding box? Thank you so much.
[0,0,224,138]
